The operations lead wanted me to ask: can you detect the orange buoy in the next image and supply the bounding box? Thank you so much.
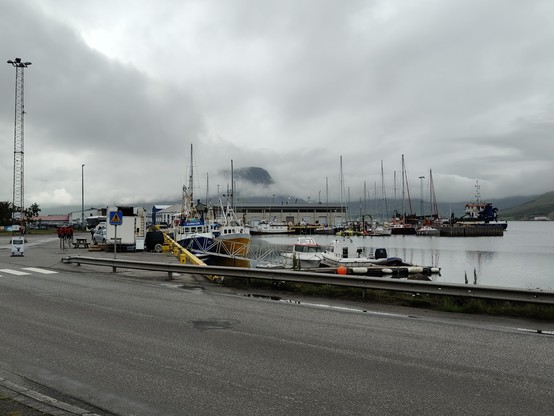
[337,265,348,275]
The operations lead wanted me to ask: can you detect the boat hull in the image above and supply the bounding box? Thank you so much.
[215,234,251,257]
[250,229,291,235]
[281,253,322,269]
[416,227,440,236]
[321,255,380,268]
[390,227,416,235]
[203,253,251,268]
[177,235,214,251]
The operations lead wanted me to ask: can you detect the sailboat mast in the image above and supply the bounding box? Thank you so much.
[363,180,367,216]
[429,169,439,219]
[337,156,346,224]
[393,171,398,211]
[402,154,413,216]
[399,157,403,217]
[381,160,388,222]
[326,176,330,226]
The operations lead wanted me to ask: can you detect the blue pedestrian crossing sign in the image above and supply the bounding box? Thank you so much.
[109,211,123,225]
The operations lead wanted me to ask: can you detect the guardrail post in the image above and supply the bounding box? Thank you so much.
[112,266,117,272]
[167,271,173,281]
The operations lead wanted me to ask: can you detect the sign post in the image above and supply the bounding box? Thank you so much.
[109,211,123,261]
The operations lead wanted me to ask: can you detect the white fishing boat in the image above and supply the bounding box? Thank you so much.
[281,236,324,269]
[366,225,392,236]
[416,225,440,236]
[321,238,378,267]
[250,219,290,235]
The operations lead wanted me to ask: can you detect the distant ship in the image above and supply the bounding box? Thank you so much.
[455,182,508,230]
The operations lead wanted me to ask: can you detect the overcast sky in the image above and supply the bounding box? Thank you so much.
[1,0,553,210]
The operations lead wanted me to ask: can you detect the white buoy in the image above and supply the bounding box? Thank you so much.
[351,267,368,274]
[407,266,424,274]
[430,267,441,273]
[382,268,393,275]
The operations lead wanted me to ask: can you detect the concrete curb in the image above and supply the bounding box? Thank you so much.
[0,376,102,416]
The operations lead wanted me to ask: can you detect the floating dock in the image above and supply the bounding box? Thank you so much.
[311,264,441,278]
[347,265,440,278]
[440,226,504,237]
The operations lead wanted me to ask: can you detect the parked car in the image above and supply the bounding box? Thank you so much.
[145,230,165,252]
[92,227,107,244]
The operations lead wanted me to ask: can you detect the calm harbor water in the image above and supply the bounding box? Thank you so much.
[251,221,554,290]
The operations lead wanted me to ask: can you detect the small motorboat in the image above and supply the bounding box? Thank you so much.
[281,236,324,269]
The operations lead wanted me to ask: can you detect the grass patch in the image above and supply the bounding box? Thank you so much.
[222,277,554,320]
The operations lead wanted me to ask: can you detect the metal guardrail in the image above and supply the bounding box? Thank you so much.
[61,256,554,305]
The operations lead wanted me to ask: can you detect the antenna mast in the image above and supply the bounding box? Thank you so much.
[7,58,32,225]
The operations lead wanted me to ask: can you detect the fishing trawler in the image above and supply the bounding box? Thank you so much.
[172,148,251,267]
[455,181,508,230]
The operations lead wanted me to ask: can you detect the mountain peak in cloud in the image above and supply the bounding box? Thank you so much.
[232,167,274,186]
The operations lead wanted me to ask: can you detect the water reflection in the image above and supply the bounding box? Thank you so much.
[251,221,554,289]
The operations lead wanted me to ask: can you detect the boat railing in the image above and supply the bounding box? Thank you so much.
[185,235,250,257]
[182,237,322,266]
[247,245,285,264]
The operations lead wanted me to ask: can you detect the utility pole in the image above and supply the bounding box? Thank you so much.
[7,58,32,226]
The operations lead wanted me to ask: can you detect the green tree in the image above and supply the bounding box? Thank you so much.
[24,203,41,227]
[0,201,14,226]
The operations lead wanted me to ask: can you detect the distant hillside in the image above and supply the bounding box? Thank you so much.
[37,192,552,219]
[500,191,554,220]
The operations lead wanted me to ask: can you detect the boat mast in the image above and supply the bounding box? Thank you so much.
[230,159,234,209]
[363,180,367,217]
[429,169,439,219]
[400,157,405,219]
[339,155,345,223]
[347,186,351,223]
[189,144,194,202]
[326,176,330,226]
[205,172,209,206]
[393,170,398,214]
[181,143,195,220]
[402,154,413,216]
[380,160,388,222]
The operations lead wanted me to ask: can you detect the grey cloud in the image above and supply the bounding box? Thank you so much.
[1,0,554,209]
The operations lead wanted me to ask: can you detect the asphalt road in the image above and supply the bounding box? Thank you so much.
[1,233,553,415]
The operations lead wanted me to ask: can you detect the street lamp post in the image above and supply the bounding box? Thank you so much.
[419,176,425,219]
[81,164,85,229]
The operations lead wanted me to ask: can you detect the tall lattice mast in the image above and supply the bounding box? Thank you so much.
[7,58,32,224]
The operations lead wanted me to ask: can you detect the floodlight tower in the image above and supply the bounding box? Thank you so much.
[7,58,31,225]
